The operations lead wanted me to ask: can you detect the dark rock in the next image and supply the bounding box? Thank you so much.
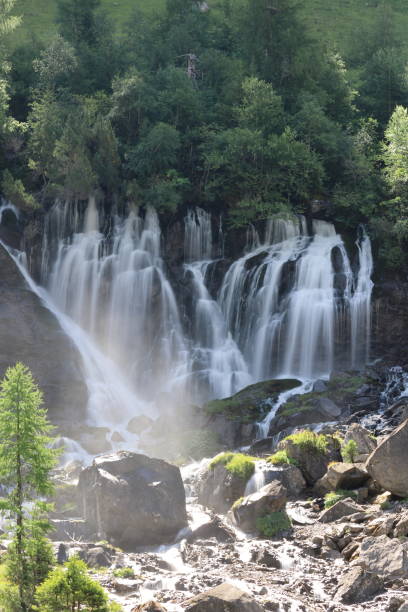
[203,379,302,447]
[131,602,167,612]
[335,567,383,604]
[85,546,112,568]
[263,465,306,498]
[0,244,87,425]
[77,451,187,548]
[366,418,408,497]
[57,543,68,564]
[184,583,264,611]
[188,516,235,543]
[251,547,281,569]
[231,481,287,533]
[198,464,249,514]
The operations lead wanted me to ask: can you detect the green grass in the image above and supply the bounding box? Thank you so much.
[113,567,135,579]
[256,511,291,538]
[324,489,357,509]
[10,0,165,45]
[266,450,298,467]
[284,430,328,455]
[209,452,256,481]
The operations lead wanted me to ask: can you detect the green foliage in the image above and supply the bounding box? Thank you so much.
[341,439,358,463]
[35,556,117,612]
[324,490,357,509]
[0,363,61,611]
[113,567,135,579]
[284,430,328,455]
[209,452,256,481]
[267,451,298,467]
[1,169,38,210]
[256,511,291,538]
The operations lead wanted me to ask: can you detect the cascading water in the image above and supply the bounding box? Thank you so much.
[9,199,374,442]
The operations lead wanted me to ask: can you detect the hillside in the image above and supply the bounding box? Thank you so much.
[11,0,408,52]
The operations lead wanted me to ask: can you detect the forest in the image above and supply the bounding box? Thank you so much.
[0,0,407,271]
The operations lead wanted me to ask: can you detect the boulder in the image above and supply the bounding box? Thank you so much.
[315,462,369,493]
[356,534,408,578]
[127,415,154,435]
[187,516,235,543]
[319,498,365,523]
[366,419,408,497]
[394,512,408,538]
[269,397,342,437]
[203,379,302,447]
[0,244,87,425]
[231,481,287,533]
[335,567,383,604]
[263,464,306,498]
[344,423,376,460]
[277,436,340,485]
[77,451,187,548]
[184,583,264,612]
[198,464,248,514]
[132,603,167,612]
[85,546,112,568]
[251,547,281,569]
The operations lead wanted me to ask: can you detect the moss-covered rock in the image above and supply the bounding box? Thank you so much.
[204,379,302,423]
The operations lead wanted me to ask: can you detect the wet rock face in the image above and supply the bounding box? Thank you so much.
[77,451,187,549]
[198,463,248,515]
[366,418,408,497]
[231,481,287,534]
[0,244,87,424]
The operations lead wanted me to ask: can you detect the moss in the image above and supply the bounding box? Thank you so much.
[209,452,256,481]
[266,450,298,466]
[324,490,357,509]
[204,379,301,423]
[256,511,292,538]
[284,430,329,455]
[232,496,244,509]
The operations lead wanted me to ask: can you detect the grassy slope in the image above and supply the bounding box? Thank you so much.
[10,0,408,51]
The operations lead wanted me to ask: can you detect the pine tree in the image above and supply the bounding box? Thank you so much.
[0,363,60,612]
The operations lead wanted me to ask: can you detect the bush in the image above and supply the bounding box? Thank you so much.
[341,439,358,463]
[113,567,135,579]
[2,170,39,211]
[284,430,328,454]
[209,452,256,481]
[324,490,357,509]
[256,511,292,538]
[35,556,120,612]
[266,450,298,466]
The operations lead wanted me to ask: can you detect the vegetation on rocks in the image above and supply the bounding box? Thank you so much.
[324,490,358,509]
[256,511,292,538]
[284,431,329,455]
[341,440,358,463]
[209,452,256,481]
[267,450,298,467]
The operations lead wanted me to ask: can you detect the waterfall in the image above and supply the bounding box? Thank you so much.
[7,200,374,439]
[43,200,189,407]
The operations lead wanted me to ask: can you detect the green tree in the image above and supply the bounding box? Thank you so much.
[0,363,60,612]
[56,0,101,47]
[35,556,116,612]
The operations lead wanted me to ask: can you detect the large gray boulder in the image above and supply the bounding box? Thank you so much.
[77,451,187,548]
[263,464,306,498]
[315,462,369,494]
[319,498,364,523]
[335,567,383,604]
[0,244,87,425]
[184,583,263,612]
[198,463,248,514]
[355,535,408,578]
[344,423,376,461]
[231,481,287,533]
[366,418,408,497]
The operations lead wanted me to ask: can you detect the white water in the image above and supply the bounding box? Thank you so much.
[1,200,374,443]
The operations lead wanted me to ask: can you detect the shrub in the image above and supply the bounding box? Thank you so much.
[35,556,121,612]
[209,452,255,481]
[256,511,291,538]
[285,430,328,454]
[113,567,135,579]
[266,450,298,466]
[324,490,357,509]
[341,439,358,463]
